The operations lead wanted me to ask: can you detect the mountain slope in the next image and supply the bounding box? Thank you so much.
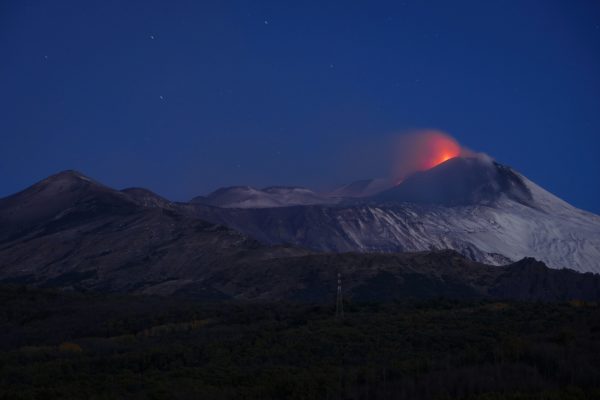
[2,171,599,301]
[190,158,600,273]
[330,178,391,198]
[0,171,137,243]
[373,157,533,206]
[0,172,306,297]
[218,250,600,302]
[191,185,339,208]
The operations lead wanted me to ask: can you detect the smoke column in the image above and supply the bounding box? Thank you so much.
[392,130,469,183]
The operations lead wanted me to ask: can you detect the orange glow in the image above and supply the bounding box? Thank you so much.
[392,130,463,183]
[420,135,461,170]
[432,151,458,167]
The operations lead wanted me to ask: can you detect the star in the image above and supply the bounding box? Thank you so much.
[149,35,155,40]
[159,95,164,100]
[264,20,269,25]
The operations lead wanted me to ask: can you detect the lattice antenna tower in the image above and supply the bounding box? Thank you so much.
[336,272,344,319]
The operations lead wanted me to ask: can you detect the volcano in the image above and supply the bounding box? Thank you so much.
[190,157,600,273]
[1,156,600,295]
[374,156,533,206]
[1,164,600,299]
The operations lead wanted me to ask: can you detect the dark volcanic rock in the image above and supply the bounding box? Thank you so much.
[373,157,533,207]
[121,187,174,209]
[0,171,307,296]
[1,171,600,303]
[490,258,600,301]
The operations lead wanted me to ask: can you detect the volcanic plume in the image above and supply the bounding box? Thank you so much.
[392,130,468,183]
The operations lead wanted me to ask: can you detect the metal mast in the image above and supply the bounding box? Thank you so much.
[336,272,344,319]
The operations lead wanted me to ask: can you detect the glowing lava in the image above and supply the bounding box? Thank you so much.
[392,130,463,183]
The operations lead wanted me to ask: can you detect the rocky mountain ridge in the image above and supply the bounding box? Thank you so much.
[1,169,600,301]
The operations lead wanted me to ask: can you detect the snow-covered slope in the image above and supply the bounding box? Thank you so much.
[330,178,392,198]
[190,186,338,208]
[262,186,335,206]
[190,158,600,273]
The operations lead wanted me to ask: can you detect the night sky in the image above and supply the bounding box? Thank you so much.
[2,1,600,213]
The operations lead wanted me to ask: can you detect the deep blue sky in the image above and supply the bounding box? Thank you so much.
[1,1,599,212]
